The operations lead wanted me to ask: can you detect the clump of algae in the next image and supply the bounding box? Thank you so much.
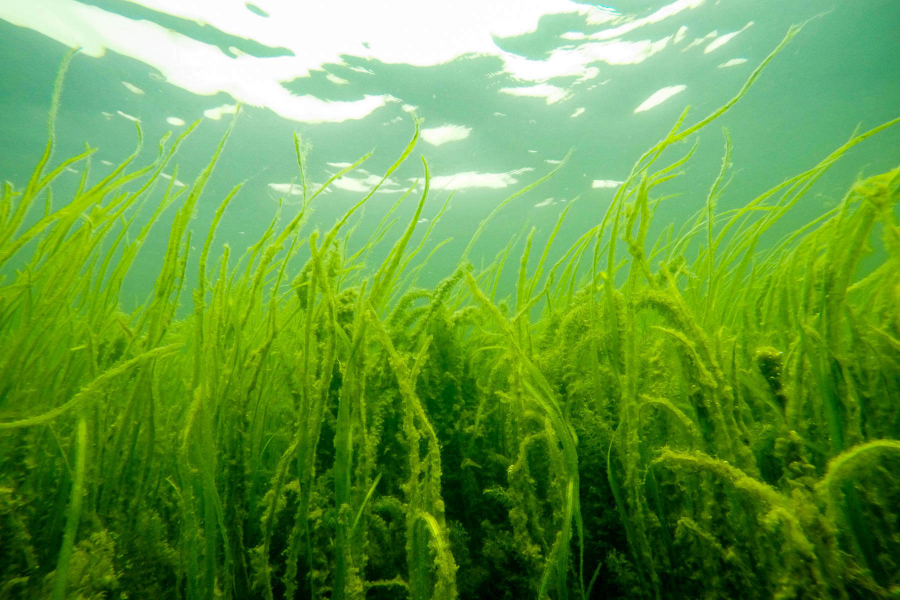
[1,24,899,600]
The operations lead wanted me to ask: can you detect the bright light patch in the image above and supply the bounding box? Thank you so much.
[587,0,705,41]
[683,31,716,51]
[571,107,585,118]
[166,116,186,126]
[122,81,144,95]
[0,0,720,126]
[534,197,555,207]
[159,173,186,187]
[425,171,520,191]
[500,84,571,105]
[633,85,686,113]
[592,179,623,188]
[704,22,753,54]
[421,124,472,146]
[333,173,405,194]
[0,0,393,124]
[204,104,239,120]
[577,37,672,68]
[268,183,305,196]
[117,110,141,122]
[718,58,747,68]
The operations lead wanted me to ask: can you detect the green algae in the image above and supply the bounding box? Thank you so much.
[1,28,900,600]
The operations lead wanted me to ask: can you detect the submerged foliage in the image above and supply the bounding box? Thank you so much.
[1,27,899,600]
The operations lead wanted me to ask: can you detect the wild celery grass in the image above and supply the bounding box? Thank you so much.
[1,26,900,600]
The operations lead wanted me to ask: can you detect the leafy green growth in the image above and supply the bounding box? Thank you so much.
[1,26,899,600]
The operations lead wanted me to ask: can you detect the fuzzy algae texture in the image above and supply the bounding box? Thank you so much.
[1,26,900,600]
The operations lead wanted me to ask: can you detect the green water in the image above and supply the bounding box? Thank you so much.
[1,2,899,599]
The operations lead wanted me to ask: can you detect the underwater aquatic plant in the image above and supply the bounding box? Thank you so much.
[1,25,899,600]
